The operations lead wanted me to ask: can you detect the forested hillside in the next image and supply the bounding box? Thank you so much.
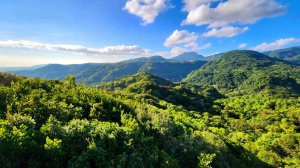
[14,60,207,84]
[0,71,300,167]
[265,46,300,64]
[183,50,300,96]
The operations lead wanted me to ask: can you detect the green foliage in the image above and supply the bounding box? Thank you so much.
[198,152,216,168]
[0,70,299,167]
[183,50,300,96]
[265,46,300,64]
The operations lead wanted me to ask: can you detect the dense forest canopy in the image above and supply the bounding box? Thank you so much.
[1,49,300,167]
[264,46,300,65]
[183,50,300,96]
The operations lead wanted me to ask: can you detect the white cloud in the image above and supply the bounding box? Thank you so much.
[124,0,170,25]
[253,38,299,51]
[183,0,220,11]
[0,40,151,56]
[184,42,212,50]
[170,47,188,56]
[164,30,199,47]
[238,43,247,49]
[182,0,286,27]
[184,42,198,50]
[202,26,248,38]
[170,42,211,56]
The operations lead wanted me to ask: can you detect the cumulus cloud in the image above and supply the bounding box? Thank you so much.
[238,43,247,49]
[183,0,220,12]
[182,0,286,27]
[0,40,151,56]
[252,38,299,51]
[124,0,170,25]
[164,30,199,47]
[202,26,248,38]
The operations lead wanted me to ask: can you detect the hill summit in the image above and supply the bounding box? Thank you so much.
[171,52,204,61]
[183,50,300,96]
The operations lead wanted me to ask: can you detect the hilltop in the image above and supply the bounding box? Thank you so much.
[171,52,205,61]
[264,46,300,64]
[183,50,300,96]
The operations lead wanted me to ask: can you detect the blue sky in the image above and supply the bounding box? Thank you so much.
[0,0,299,66]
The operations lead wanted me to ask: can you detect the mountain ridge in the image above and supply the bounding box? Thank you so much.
[264,46,300,64]
[14,60,207,84]
[183,50,300,96]
[171,52,205,61]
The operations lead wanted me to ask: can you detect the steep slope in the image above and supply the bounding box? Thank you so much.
[264,46,300,64]
[98,72,222,112]
[183,50,300,96]
[138,61,207,82]
[171,52,205,61]
[204,53,223,61]
[14,60,207,84]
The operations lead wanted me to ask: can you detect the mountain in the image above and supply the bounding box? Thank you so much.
[14,60,207,83]
[171,52,205,61]
[122,55,168,63]
[264,46,300,64]
[183,50,300,96]
[11,46,300,86]
[14,63,102,80]
[203,46,300,63]
[0,64,47,72]
[204,53,223,61]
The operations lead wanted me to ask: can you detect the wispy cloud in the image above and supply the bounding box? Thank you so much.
[238,43,247,49]
[252,38,298,51]
[197,43,212,50]
[0,40,151,56]
[202,26,249,38]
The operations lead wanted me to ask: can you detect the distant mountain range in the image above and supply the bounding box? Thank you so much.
[170,52,205,61]
[122,55,168,63]
[13,60,207,84]
[2,46,300,168]
[0,64,47,72]
[2,46,300,85]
